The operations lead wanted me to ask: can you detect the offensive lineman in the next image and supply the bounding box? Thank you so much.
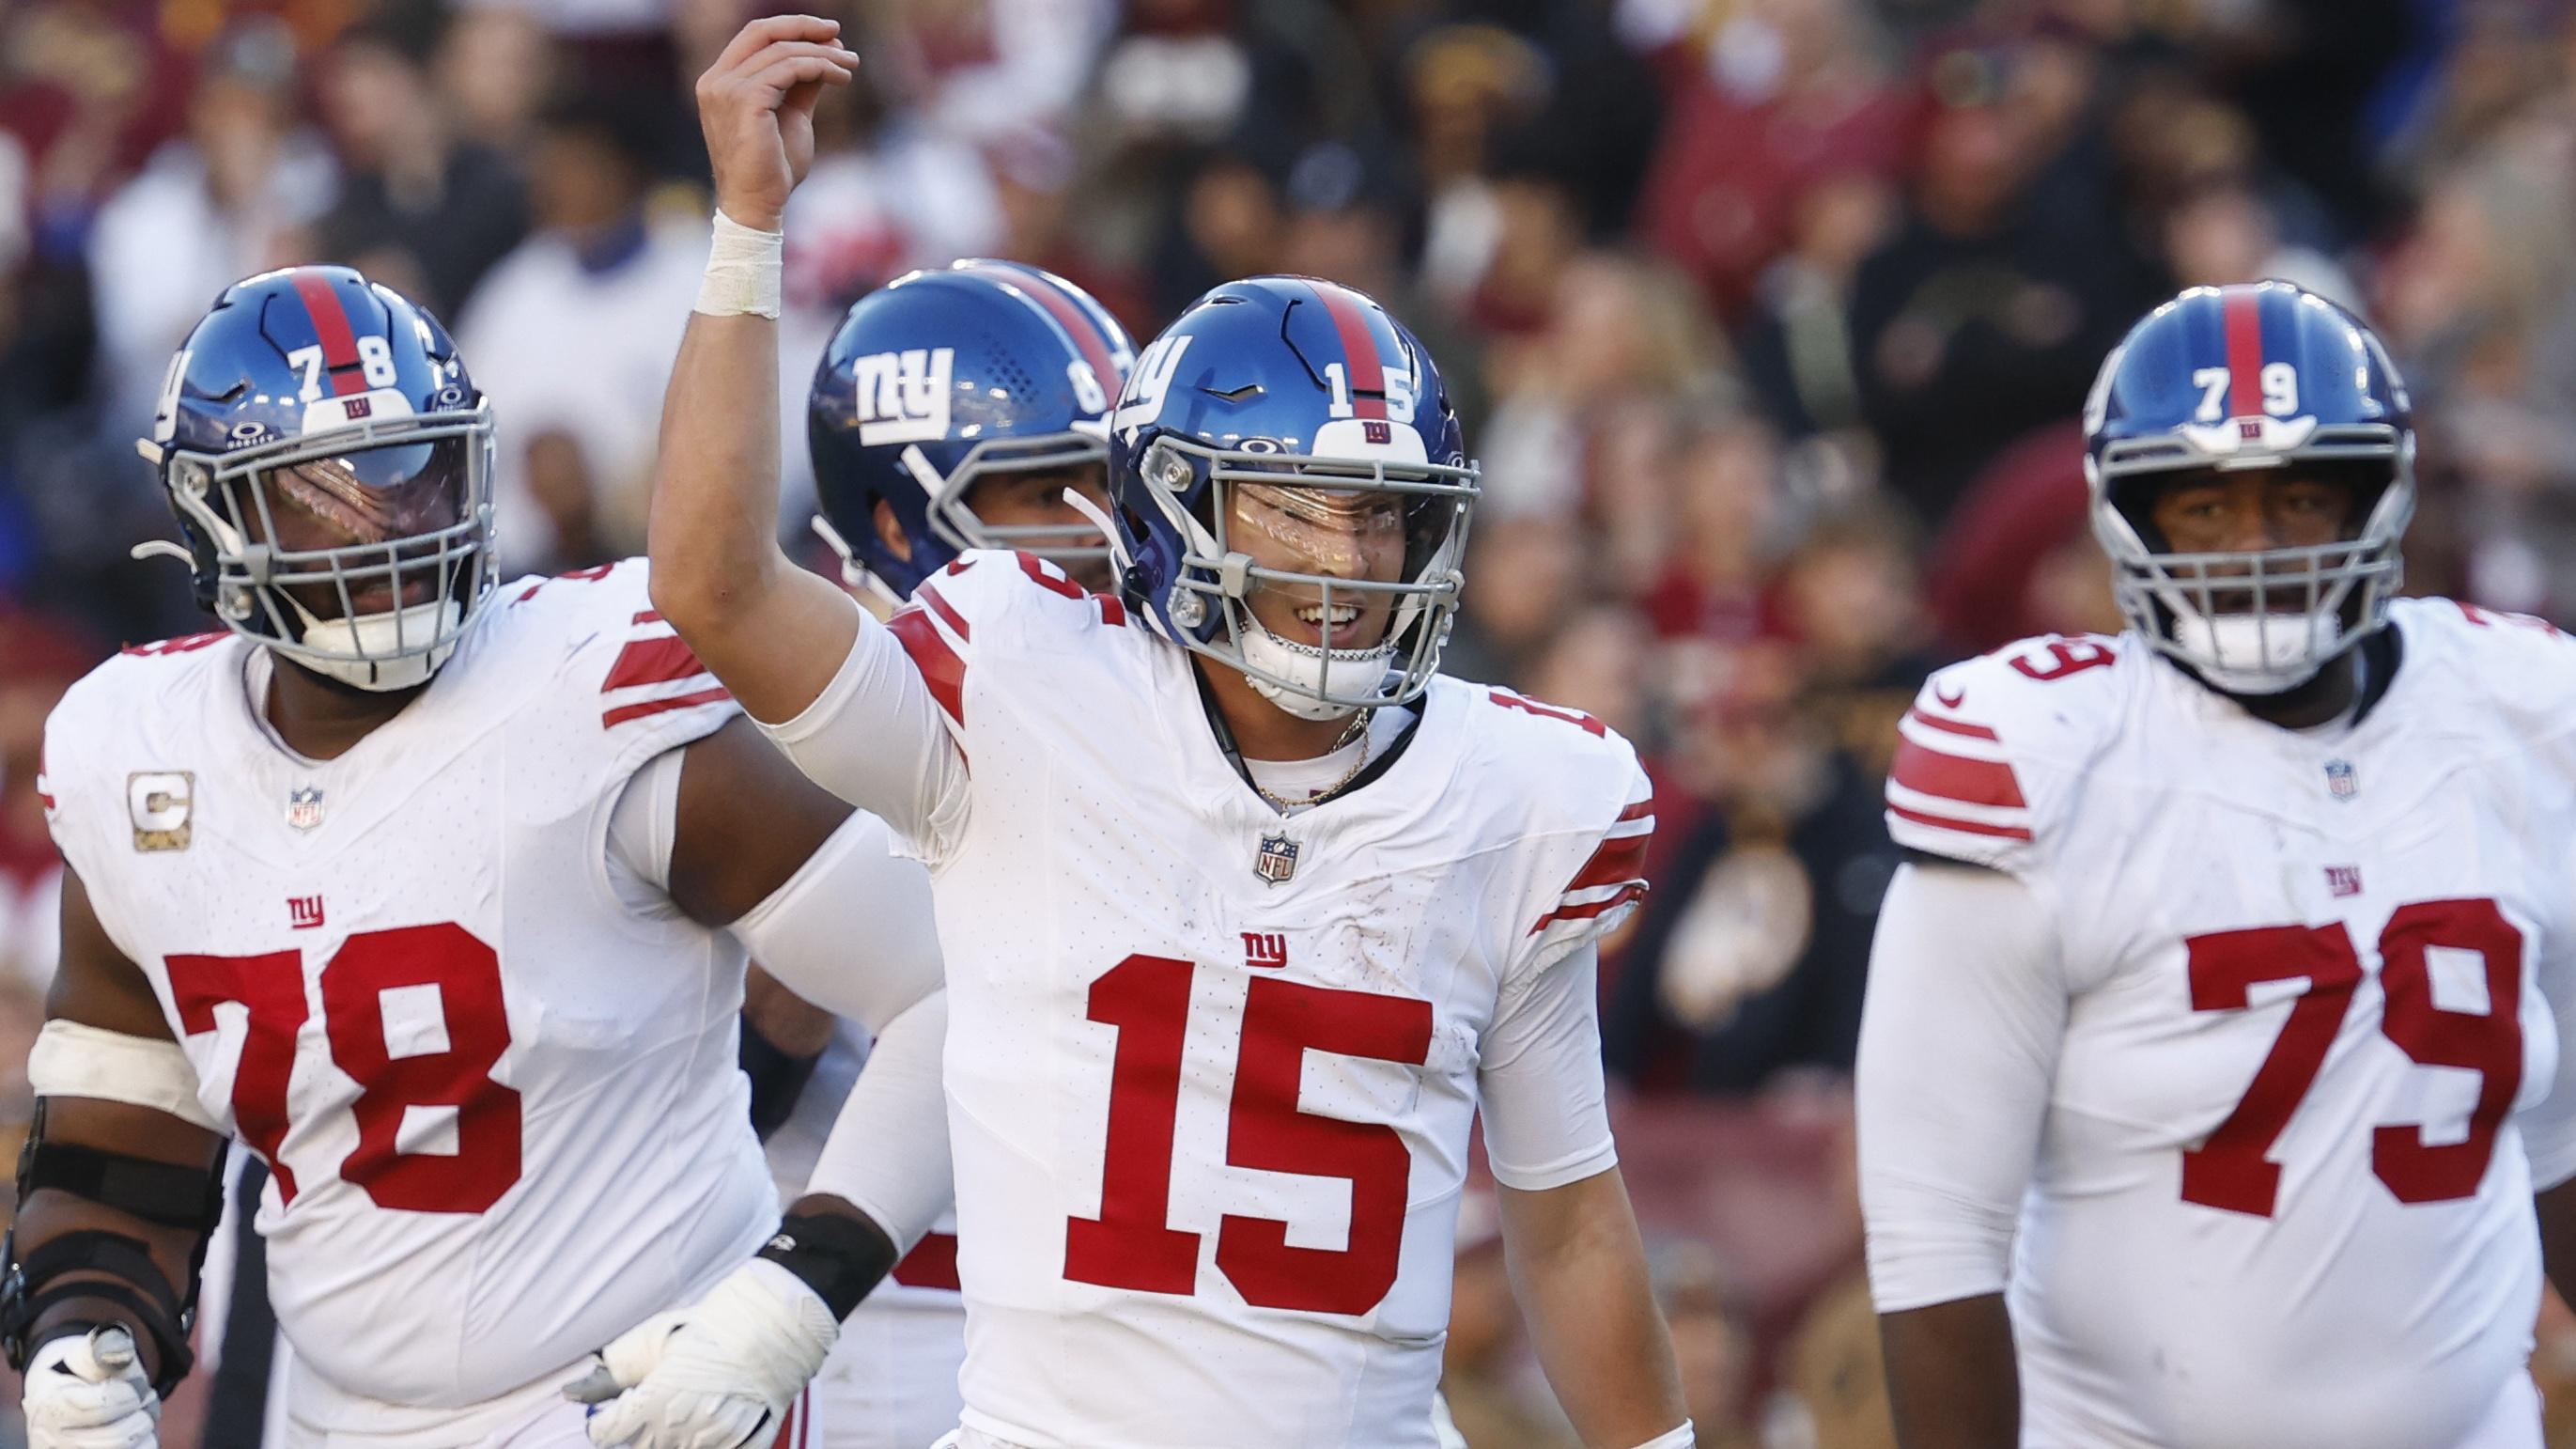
[568,16,1695,1448]
[1858,281,2576,1448]
[12,265,951,1448]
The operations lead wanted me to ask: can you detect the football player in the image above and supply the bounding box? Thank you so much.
[1858,281,2576,1448]
[14,264,953,1448]
[806,257,1135,603]
[766,257,1140,1447]
[577,16,1695,1447]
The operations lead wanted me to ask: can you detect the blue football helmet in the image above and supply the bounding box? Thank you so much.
[808,258,1135,602]
[135,265,494,691]
[2084,281,2414,694]
[1107,277,1479,720]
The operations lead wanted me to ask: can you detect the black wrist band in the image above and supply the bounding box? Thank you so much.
[754,1209,896,1320]
[738,1024,824,1141]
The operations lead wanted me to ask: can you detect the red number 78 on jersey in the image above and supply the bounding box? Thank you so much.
[166,923,521,1213]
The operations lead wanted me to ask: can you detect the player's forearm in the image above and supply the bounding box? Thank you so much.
[1500,1170,1690,1446]
[1880,1296,2021,1449]
[646,307,853,724]
[801,992,951,1248]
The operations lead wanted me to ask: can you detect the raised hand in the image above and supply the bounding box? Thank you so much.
[692,14,857,232]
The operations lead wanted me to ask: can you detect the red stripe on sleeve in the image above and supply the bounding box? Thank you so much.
[1529,883,1648,936]
[599,635,708,693]
[1310,281,1389,420]
[1887,801,2034,842]
[1890,736,2026,811]
[289,271,368,397]
[2223,286,2264,419]
[886,607,967,726]
[600,685,732,729]
[891,1230,961,1290]
[918,583,971,643]
[1905,710,1998,742]
[1616,796,1653,822]
[1563,828,1652,896]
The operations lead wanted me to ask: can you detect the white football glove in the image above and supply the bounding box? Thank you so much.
[563,1259,837,1449]
[23,1326,160,1449]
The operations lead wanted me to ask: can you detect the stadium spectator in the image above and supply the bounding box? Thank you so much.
[311,11,531,317]
[85,19,335,433]
[456,85,703,571]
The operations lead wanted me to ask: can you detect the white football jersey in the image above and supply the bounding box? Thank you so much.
[39,562,778,1436]
[774,551,1650,1448]
[1882,599,2576,1449]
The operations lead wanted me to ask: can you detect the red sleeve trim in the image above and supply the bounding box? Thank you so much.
[886,607,967,727]
[919,582,971,643]
[1562,827,1651,895]
[600,635,709,693]
[1903,710,1999,742]
[1887,801,2034,842]
[601,685,732,729]
[1529,795,1656,936]
[890,1230,961,1290]
[121,631,226,658]
[1891,725,2025,810]
[1529,883,1649,935]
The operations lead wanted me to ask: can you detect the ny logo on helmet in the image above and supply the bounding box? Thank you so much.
[1112,335,1193,436]
[855,348,955,446]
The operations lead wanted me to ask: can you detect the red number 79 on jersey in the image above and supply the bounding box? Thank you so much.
[2184,897,2523,1217]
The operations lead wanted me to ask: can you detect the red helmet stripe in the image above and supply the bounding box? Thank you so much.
[289,270,368,397]
[979,262,1122,407]
[1308,280,1388,420]
[2223,285,2264,420]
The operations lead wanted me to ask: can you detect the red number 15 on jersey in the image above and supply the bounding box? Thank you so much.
[1064,953,1434,1315]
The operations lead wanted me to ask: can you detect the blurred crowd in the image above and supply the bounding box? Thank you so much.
[8,0,2576,1442]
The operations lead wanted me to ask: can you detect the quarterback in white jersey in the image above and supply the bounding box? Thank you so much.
[1858,282,2576,1449]
[13,265,951,1449]
[593,18,1694,1449]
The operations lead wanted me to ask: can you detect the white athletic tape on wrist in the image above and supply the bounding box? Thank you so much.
[698,210,784,319]
[1629,1424,1696,1449]
[29,1021,221,1133]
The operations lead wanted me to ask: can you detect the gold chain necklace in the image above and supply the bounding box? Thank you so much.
[1250,711,1373,812]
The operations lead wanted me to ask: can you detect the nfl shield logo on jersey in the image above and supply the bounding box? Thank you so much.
[287,786,325,831]
[2324,759,2358,801]
[1254,833,1299,884]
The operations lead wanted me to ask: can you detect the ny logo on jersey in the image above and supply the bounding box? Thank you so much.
[854,348,954,446]
[1242,932,1288,970]
[287,895,326,930]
